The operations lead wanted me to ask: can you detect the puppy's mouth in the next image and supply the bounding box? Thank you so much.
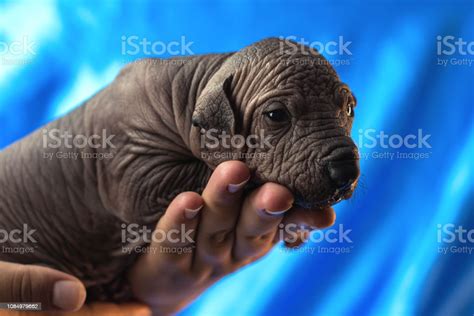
[294,182,356,209]
[247,174,357,210]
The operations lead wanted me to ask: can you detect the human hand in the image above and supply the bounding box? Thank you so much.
[128,161,335,315]
[0,261,150,316]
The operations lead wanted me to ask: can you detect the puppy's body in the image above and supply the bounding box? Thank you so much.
[0,38,359,300]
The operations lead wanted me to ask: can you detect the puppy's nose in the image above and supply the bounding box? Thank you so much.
[327,160,360,189]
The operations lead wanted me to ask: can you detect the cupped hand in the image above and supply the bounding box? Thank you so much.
[128,161,335,315]
[0,161,334,316]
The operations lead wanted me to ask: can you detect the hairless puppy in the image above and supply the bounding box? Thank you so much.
[0,38,359,301]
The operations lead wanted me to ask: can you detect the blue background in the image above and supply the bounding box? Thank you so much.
[0,0,473,315]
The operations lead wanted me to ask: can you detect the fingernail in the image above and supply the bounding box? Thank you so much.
[53,280,86,311]
[184,205,203,219]
[259,205,292,217]
[227,176,250,193]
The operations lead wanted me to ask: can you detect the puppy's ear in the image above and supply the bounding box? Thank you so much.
[192,75,235,134]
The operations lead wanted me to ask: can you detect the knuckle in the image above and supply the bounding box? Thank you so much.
[176,191,201,202]
[208,229,233,247]
[11,266,36,303]
[244,231,274,245]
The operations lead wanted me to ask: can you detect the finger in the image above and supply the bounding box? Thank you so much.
[128,192,203,301]
[150,191,203,264]
[283,206,336,229]
[283,229,311,249]
[0,303,151,316]
[68,303,151,316]
[233,183,293,262]
[193,160,250,276]
[274,206,336,245]
[0,261,86,312]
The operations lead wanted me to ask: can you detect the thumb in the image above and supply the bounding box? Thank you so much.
[0,261,86,312]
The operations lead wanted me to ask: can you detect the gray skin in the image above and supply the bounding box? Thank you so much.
[0,38,359,301]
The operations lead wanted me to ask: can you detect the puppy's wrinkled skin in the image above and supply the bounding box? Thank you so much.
[0,38,359,300]
[191,39,359,208]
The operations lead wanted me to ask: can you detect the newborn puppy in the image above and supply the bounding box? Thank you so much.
[191,39,360,208]
[0,38,359,300]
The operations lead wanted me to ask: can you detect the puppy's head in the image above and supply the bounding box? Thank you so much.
[192,38,359,208]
